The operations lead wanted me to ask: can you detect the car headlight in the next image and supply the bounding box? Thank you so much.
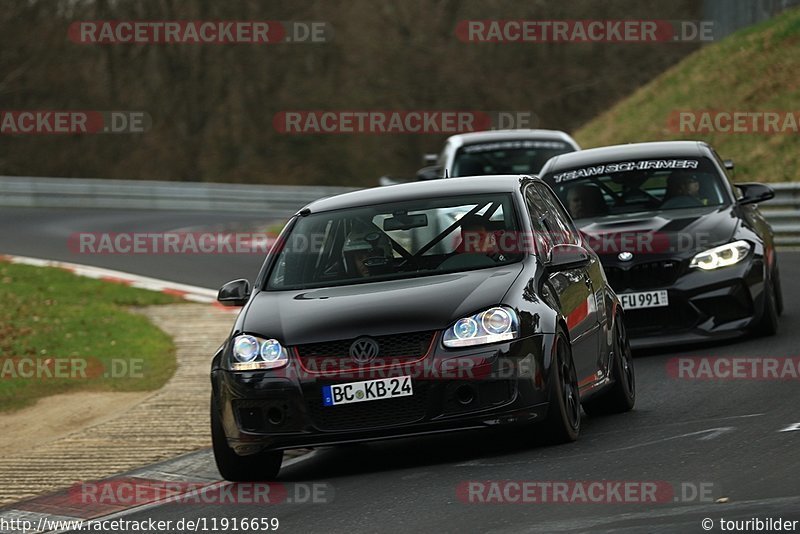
[443,306,519,348]
[231,334,288,370]
[689,240,752,271]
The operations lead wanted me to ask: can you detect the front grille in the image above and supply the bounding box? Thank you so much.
[305,381,429,431]
[605,260,682,291]
[295,331,435,373]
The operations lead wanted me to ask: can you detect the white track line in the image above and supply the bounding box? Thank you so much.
[0,254,218,303]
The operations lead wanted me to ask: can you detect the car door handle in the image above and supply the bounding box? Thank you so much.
[584,276,592,288]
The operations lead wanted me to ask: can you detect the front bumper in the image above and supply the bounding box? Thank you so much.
[211,335,551,454]
[603,255,766,349]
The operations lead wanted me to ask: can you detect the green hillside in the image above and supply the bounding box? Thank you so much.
[576,8,800,182]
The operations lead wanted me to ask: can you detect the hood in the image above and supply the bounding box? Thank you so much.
[241,264,524,345]
[574,205,739,261]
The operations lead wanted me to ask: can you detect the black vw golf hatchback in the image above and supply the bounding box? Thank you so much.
[211,175,635,480]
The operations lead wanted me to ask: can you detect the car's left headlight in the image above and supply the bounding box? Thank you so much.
[689,240,752,271]
[443,306,519,348]
[230,334,288,370]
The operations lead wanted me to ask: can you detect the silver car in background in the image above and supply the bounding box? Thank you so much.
[421,129,580,180]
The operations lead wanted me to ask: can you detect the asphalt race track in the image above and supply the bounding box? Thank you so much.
[0,207,275,290]
[2,207,799,532]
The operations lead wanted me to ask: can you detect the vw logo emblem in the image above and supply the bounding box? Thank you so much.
[618,251,634,262]
[349,337,379,364]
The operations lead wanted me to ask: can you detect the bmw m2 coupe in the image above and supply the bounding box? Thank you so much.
[540,141,781,349]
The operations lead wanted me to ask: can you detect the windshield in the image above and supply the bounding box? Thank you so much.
[266,193,523,290]
[452,139,575,177]
[541,157,729,220]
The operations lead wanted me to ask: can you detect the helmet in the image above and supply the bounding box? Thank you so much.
[666,170,701,196]
[342,228,393,276]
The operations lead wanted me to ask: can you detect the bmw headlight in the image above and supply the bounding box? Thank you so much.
[689,240,751,271]
[443,306,519,348]
[231,334,288,370]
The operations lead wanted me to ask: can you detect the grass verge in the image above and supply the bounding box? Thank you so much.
[575,7,800,182]
[0,261,183,412]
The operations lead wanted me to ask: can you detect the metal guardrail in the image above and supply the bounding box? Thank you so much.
[0,175,798,246]
[0,175,358,217]
[759,183,800,247]
[703,0,800,40]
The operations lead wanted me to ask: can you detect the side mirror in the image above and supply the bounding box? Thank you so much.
[548,244,591,270]
[723,159,735,170]
[422,153,438,166]
[217,279,251,306]
[416,165,444,181]
[735,183,774,205]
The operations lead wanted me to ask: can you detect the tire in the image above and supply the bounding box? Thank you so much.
[211,397,283,482]
[541,330,580,444]
[754,274,779,337]
[582,314,635,417]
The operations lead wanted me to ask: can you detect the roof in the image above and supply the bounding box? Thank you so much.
[303,175,534,213]
[446,129,579,148]
[542,141,710,171]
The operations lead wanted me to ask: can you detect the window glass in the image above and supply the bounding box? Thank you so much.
[535,183,579,245]
[452,139,575,177]
[267,193,523,290]
[541,157,728,220]
[525,186,553,257]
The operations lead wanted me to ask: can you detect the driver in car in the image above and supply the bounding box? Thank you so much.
[458,215,498,255]
[566,184,607,219]
[439,215,504,270]
[342,228,393,277]
[661,171,704,208]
